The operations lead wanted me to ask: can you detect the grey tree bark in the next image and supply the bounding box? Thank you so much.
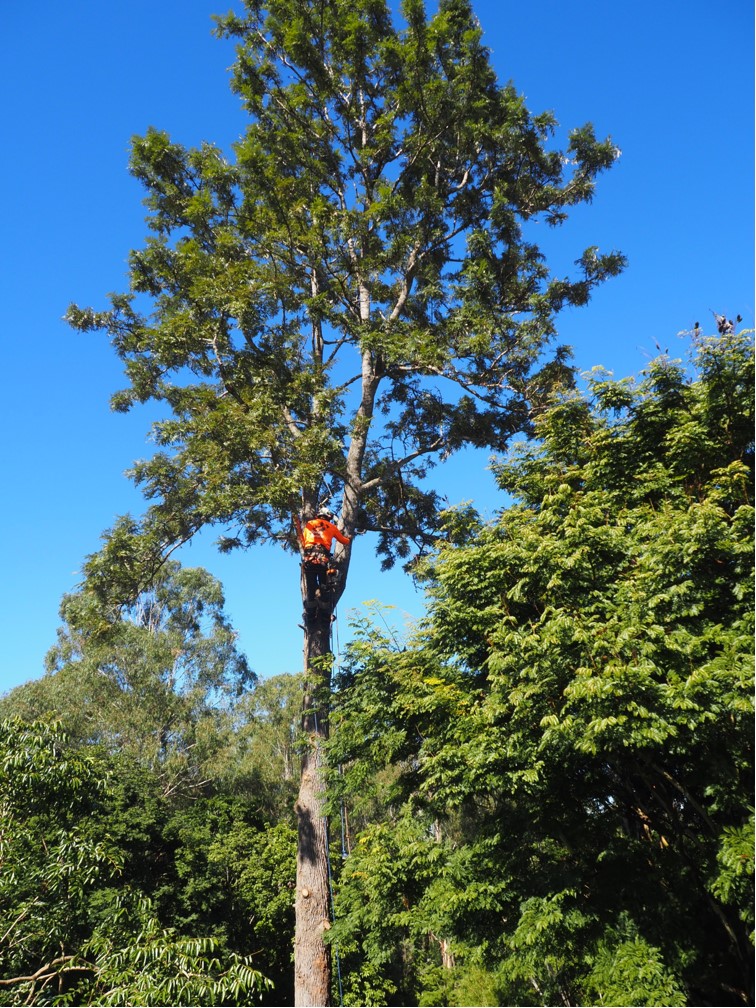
[294,582,336,1005]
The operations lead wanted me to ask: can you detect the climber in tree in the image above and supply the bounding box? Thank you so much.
[297,508,351,625]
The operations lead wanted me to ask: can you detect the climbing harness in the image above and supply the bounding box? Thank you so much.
[296,512,346,628]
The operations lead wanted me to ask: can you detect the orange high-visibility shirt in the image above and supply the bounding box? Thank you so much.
[302,518,350,552]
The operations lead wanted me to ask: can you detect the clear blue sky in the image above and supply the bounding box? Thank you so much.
[2,0,752,694]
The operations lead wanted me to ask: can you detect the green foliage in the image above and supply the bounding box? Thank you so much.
[1,562,253,797]
[0,719,121,999]
[582,919,686,1008]
[328,331,754,1006]
[209,821,298,1002]
[227,673,302,813]
[709,813,755,940]
[0,720,273,1006]
[441,965,502,1007]
[6,333,749,1005]
[0,564,308,1003]
[66,0,623,591]
[81,891,271,1007]
[84,770,291,1003]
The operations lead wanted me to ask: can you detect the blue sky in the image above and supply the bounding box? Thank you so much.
[2,0,753,694]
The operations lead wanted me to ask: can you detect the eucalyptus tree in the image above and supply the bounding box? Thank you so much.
[66,0,623,1000]
[2,563,252,797]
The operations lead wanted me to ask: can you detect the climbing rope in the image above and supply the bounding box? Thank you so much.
[325,815,345,1006]
[312,709,345,1007]
[330,617,349,862]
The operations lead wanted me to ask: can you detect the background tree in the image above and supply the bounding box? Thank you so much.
[65,0,623,999]
[2,562,253,797]
[0,570,302,1003]
[209,820,299,1000]
[0,719,272,1007]
[227,673,303,810]
[327,330,754,1006]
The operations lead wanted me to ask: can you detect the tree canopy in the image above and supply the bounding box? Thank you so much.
[4,562,253,796]
[66,0,624,594]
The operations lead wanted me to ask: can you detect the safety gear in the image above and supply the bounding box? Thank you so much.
[317,507,335,521]
[298,514,350,618]
[302,517,350,553]
[303,543,331,566]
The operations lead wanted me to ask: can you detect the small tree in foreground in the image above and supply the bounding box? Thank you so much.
[327,330,754,1006]
[66,0,623,1000]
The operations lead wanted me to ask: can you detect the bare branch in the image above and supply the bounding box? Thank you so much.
[0,956,92,989]
[283,407,305,439]
[331,371,364,394]
[388,244,421,323]
[360,436,445,492]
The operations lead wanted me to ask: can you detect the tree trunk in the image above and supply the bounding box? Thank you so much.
[294,612,333,1006]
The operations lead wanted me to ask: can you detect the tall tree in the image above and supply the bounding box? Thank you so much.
[66,0,623,1000]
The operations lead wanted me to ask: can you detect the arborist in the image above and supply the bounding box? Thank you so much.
[296,507,351,625]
